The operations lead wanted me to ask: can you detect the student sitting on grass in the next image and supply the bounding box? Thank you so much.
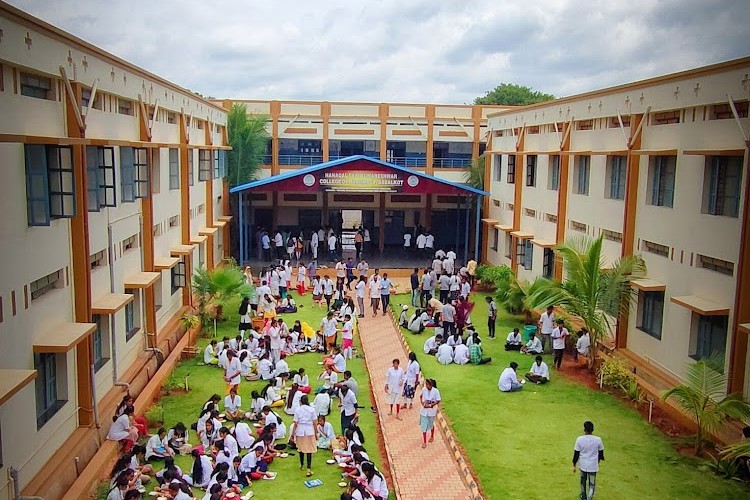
[166,422,189,455]
[223,387,243,421]
[505,328,523,351]
[498,362,523,392]
[398,305,410,327]
[261,379,285,408]
[407,309,428,334]
[436,342,454,365]
[469,333,491,365]
[575,329,591,361]
[204,339,219,365]
[316,414,336,449]
[423,333,442,355]
[526,356,550,384]
[145,427,174,460]
[294,367,312,394]
[521,332,543,355]
[453,342,470,365]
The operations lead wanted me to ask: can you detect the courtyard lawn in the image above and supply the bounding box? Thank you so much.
[392,295,749,500]
[133,291,385,500]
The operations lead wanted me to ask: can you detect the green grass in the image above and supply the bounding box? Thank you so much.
[392,294,749,500]
[133,293,384,500]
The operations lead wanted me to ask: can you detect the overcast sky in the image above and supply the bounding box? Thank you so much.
[9,0,750,103]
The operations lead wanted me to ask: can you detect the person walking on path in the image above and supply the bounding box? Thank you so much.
[419,378,441,449]
[379,273,393,316]
[552,318,570,370]
[289,394,318,477]
[401,352,420,410]
[573,421,604,500]
[368,274,381,316]
[384,358,405,420]
[355,276,366,318]
[486,296,498,339]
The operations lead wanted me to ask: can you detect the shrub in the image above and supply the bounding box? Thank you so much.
[598,354,634,389]
[145,404,164,427]
[476,264,512,293]
[620,378,645,404]
[703,454,742,480]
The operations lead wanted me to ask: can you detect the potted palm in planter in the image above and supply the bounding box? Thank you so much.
[192,262,254,337]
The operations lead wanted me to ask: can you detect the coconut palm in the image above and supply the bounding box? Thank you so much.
[462,153,486,191]
[528,234,646,368]
[662,354,750,456]
[192,264,253,328]
[227,103,269,187]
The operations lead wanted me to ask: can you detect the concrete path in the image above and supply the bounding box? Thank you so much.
[357,311,477,500]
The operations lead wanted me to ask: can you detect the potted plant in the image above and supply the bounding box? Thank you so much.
[180,313,202,358]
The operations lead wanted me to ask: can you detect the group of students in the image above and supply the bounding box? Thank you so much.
[421,326,492,366]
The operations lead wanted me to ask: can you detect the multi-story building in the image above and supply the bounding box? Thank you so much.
[0,2,231,498]
[481,57,750,400]
[215,99,507,253]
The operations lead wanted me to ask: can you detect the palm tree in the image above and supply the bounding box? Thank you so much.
[192,264,253,329]
[227,103,269,187]
[463,153,485,191]
[662,354,750,456]
[529,234,646,368]
[499,274,544,324]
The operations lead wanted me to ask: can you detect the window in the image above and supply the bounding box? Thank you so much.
[188,150,195,186]
[491,229,499,251]
[516,238,525,266]
[169,149,180,190]
[697,254,734,276]
[86,146,116,211]
[711,102,748,120]
[153,223,162,238]
[548,155,560,191]
[169,215,179,228]
[199,149,212,181]
[570,220,587,233]
[122,234,138,253]
[25,145,76,226]
[81,88,102,110]
[526,155,537,187]
[171,259,186,295]
[214,150,221,179]
[494,155,502,181]
[704,156,742,217]
[30,269,64,301]
[118,98,134,116]
[652,111,680,125]
[642,240,670,258]
[120,147,149,202]
[35,353,65,428]
[545,213,557,224]
[522,240,533,270]
[637,291,664,340]
[692,315,728,362]
[504,234,513,258]
[125,289,139,340]
[543,248,554,278]
[649,156,676,207]
[606,155,627,200]
[524,208,536,218]
[89,249,107,270]
[507,155,516,183]
[198,204,205,214]
[602,229,623,243]
[92,315,109,372]
[575,156,590,195]
[20,72,54,100]
[576,120,593,131]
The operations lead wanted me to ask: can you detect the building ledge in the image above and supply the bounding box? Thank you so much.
[217,215,233,222]
[510,230,534,239]
[495,224,513,232]
[34,323,96,353]
[91,293,134,314]
[124,271,160,289]
[212,220,227,228]
[481,218,499,225]
[190,235,208,244]
[154,257,180,270]
[739,323,750,335]
[531,238,556,248]
[670,294,730,316]
[199,227,219,236]
[0,369,37,406]
[631,279,667,292]
[171,244,195,256]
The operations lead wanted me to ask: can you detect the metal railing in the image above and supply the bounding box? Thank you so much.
[278,155,324,166]
[386,157,427,168]
[433,157,472,168]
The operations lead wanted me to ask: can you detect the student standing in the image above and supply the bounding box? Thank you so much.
[551,318,570,369]
[410,268,420,307]
[341,314,354,360]
[354,230,364,260]
[419,378,441,449]
[224,350,242,392]
[538,305,555,354]
[338,385,358,435]
[368,274,381,315]
[420,268,434,307]
[573,421,604,500]
[442,300,457,337]
[323,274,335,310]
[311,230,319,262]
[403,231,412,256]
[486,296,498,339]
[355,276,366,318]
[289,394,318,477]
[416,231,427,258]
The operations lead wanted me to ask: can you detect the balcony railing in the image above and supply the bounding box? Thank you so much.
[278,155,324,166]
[261,154,273,165]
[433,157,472,168]
[387,157,427,168]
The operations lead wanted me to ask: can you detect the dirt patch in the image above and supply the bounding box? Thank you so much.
[557,356,693,441]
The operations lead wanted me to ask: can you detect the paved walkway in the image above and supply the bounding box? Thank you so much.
[357,312,476,500]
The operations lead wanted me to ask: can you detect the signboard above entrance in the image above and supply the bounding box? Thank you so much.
[230,156,489,196]
[302,169,415,192]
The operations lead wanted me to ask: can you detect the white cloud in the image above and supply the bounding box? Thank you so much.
[8,0,750,103]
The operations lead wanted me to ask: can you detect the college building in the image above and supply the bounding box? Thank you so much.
[215,98,506,255]
[0,2,231,498]
[481,57,750,400]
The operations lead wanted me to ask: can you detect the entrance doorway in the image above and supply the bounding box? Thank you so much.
[342,210,362,230]
[254,208,273,230]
